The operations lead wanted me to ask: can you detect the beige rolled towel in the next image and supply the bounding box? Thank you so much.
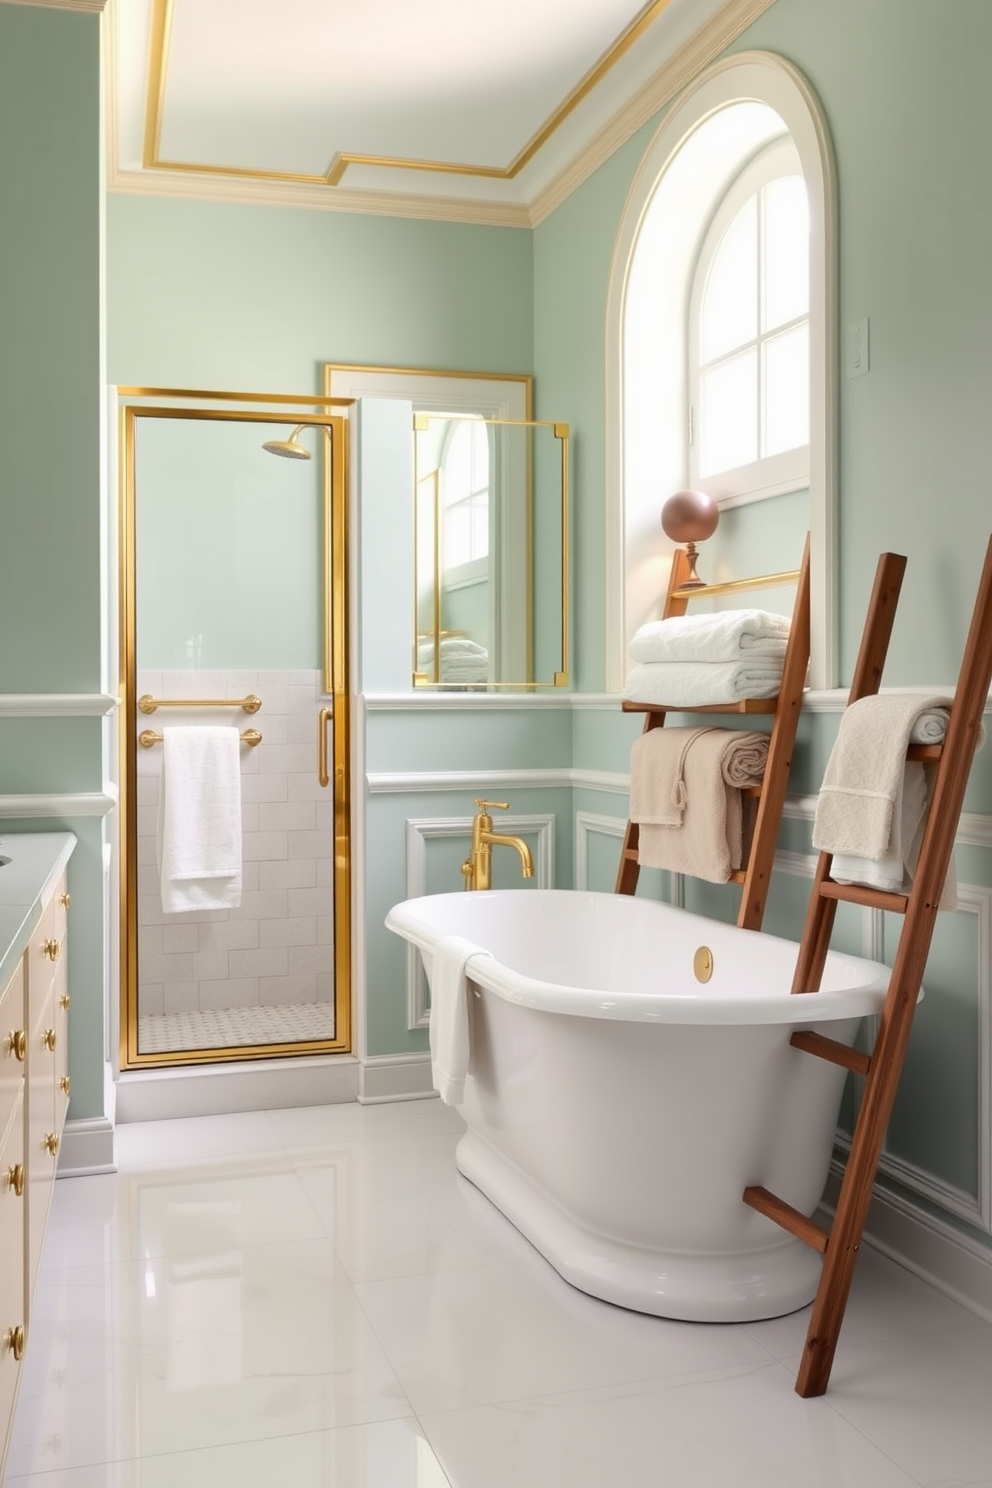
[630,728,769,882]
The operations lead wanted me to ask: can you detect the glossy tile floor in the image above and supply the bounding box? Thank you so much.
[6,1099,992,1487]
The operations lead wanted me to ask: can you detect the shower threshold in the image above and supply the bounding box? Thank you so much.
[138,1002,335,1055]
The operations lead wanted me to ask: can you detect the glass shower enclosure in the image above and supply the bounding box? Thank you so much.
[118,392,351,1067]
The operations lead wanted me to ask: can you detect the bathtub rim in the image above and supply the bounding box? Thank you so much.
[385,889,892,1027]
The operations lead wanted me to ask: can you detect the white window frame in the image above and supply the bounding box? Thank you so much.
[604,52,837,693]
[688,137,809,507]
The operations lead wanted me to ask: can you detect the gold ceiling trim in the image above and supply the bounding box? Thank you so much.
[144,0,677,188]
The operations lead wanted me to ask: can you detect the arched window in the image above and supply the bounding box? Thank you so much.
[604,54,836,691]
[689,138,809,504]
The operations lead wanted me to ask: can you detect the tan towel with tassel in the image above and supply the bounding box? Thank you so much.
[630,728,769,882]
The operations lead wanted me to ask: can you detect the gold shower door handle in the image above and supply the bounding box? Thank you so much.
[317,706,333,788]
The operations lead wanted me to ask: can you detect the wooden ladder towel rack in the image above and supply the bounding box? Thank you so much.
[615,533,811,931]
[743,535,992,1397]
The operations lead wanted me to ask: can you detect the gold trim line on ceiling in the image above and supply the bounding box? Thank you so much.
[143,0,677,187]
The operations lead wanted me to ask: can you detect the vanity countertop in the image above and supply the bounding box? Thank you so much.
[0,831,77,991]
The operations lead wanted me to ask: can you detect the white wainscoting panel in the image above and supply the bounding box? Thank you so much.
[403,813,555,1029]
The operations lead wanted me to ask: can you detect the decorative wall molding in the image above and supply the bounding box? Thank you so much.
[106,164,533,230]
[57,1116,116,1177]
[368,768,572,794]
[358,1053,435,1104]
[403,813,555,1027]
[822,1162,992,1328]
[864,882,989,1233]
[0,693,118,717]
[574,811,625,890]
[115,1054,359,1123]
[0,0,108,11]
[363,692,573,711]
[571,768,631,795]
[0,790,117,819]
[530,0,780,226]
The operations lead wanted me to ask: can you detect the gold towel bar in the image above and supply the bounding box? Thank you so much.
[139,728,262,749]
[138,694,262,715]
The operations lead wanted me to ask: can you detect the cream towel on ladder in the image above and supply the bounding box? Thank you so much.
[156,725,244,914]
[812,695,952,858]
[630,727,769,882]
[427,936,493,1105]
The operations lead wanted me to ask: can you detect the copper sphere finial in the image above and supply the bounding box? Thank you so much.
[661,490,719,588]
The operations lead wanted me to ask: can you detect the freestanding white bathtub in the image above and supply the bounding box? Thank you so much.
[385,889,891,1323]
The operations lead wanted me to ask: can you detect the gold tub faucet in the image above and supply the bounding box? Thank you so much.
[461,800,535,891]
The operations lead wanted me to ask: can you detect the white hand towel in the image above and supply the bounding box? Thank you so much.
[156,726,243,914]
[623,659,785,708]
[629,608,791,665]
[427,935,493,1105]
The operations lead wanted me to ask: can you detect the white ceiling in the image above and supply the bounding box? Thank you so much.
[101,0,769,225]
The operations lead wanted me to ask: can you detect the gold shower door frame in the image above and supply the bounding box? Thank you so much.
[118,394,352,1068]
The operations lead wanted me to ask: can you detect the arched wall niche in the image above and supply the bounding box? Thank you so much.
[603,52,837,691]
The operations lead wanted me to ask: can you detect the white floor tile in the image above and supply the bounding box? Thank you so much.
[418,1363,921,1488]
[352,1240,774,1415]
[6,1238,412,1476]
[3,1418,450,1488]
[9,1099,992,1488]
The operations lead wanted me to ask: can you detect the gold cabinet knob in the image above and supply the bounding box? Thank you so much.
[43,1028,57,1053]
[59,992,70,1012]
[2,1325,25,1362]
[42,939,60,962]
[3,1030,26,1062]
[59,892,70,910]
[3,1164,24,1198]
[43,1133,59,1158]
[59,1076,70,1098]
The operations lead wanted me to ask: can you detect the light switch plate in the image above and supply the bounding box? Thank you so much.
[846,317,870,379]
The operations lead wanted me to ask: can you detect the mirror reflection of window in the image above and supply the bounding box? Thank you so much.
[441,417,490,580]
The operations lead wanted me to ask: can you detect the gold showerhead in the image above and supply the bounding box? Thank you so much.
[262,425,311,460]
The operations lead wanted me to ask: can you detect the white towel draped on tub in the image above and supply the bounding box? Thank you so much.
[427,935,493,1105]
[156,725,243,914]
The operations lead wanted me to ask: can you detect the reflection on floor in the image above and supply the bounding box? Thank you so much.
[7,1100,992,1487]
[138,1001,335,1053]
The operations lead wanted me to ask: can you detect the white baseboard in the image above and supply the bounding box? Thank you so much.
[57,1116,117,1177]
[115,1054,359,1123]
[823,1163,992,1325]
[359,1053,436,1104]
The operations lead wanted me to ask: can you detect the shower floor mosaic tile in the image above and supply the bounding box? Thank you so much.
[7,1100,992,1487]
[138,1001,335,1052]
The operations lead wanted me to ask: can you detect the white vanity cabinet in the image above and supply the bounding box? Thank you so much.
[0,836,75,1480]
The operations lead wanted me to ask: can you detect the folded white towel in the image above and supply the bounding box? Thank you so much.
[812,695,953,860]
[427,935,493,1105]
[156,726,243,914]
[629,609,791,665]
[831,763,928,893]
[623,660,784,708]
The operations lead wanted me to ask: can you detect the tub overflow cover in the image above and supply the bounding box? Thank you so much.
[693,946,714,983]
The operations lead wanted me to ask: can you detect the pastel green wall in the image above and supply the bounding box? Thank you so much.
[107,196,533,389]
[0,7,103,692]
[0,7,107,1122]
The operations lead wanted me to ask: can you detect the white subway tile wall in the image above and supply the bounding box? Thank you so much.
[135,669,335,1051]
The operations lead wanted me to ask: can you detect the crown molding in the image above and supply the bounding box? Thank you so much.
[102,0,775,226]
[529,0,779,225]
[0,0,107,10]
[106,162,533,229]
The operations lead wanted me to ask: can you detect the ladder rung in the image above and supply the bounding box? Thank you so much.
[727,869,747,884]
[742,1185,829,1253]
[622,847,639,863]
[906,743,943,762]
[790,1029,871,1075]
[819,880,909,913]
